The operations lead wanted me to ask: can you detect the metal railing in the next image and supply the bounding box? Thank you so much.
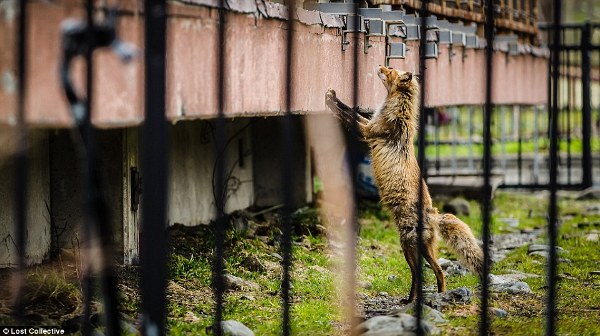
[7,0,595,335]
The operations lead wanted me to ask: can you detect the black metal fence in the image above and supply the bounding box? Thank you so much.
[7,0,597,335]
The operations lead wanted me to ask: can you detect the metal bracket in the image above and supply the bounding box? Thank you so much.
[341,14,364,51]
[384,20,406,66]
[364,20,372,54]
[363,18,384,54]
[385,43,407,66]
[448,44,456,63]
[424,42,439,59]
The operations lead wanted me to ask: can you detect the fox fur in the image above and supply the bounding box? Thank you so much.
[325,66,484,301]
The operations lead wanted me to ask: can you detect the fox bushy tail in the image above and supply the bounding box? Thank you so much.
[437,213,485,278]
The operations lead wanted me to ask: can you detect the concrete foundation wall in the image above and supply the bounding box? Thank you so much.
[49,130,124,259]
[168,119,254,225]
[252,116,312,208]
[0,130,50,267]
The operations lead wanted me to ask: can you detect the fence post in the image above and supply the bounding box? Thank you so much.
[581,22,593,188]
[141,0,168,333]
[13,0,28,323]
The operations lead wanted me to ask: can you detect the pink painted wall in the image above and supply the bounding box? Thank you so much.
[0,0,549,128]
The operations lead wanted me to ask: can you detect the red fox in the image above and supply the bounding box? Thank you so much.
[325,66,484,302]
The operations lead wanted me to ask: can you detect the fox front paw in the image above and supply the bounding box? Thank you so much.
[325,88,337,103]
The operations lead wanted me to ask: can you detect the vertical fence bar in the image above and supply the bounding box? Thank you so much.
[416,1,430,334]
[141,0,168,333]
[12,0,28,323]
[597,34,600,172]
[435,108,441,173]
[347,1,361,331]
[212,1,227,334]
[545,0,562,334]
[81,2,95,333]
[581,22,593,188]
[281,1,296,334]
[479,0,495,334]
[566,47,572,186]
[468,106,474,171]
[500,105,507,170]
[516,105,523,185]
[451,107,458,172]
[533,105,540,184]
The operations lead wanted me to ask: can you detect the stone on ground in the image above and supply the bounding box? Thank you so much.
[357,314,440,336]
[217,320,255,336]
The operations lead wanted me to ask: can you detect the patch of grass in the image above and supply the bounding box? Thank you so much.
[23,270,81,319]
[141,191,600,335]
[164,221,341,335]
[440,192,600,335]
[422,138,600,159]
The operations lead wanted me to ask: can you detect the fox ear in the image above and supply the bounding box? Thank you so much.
[401,72,413,82]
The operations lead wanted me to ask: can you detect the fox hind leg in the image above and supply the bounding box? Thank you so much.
[424,240,446,293]
[402,246,418,303]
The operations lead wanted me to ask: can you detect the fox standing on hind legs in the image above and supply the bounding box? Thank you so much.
[325,65,484,302]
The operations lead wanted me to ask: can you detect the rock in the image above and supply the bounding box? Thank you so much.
[393,303,448,324]
[271,252,283,261]
[437,258,453,268]
[426,287,472,311]
[497,218,519,228]
[359,281,373,289]
[388,275,398,281]
[490,281,531,294]
[528,244,565,254]
[434,258,468,276]
[491,252,508,263]
[242,255,267,273]
[558,273,576,281]
[379,292,389,297]
[584,232,599,242]
[576,187,600,200]
[443,198,471,216]
[529,251,550,258]
[499,271,540,281]
[489,274,512,285]
[184,311,200,324]
[586,205,600,215]
[490,307,508,318]
[490,273,538,285]
[257,236,270,244]
[445,264,469,276]
[224,274,260,291]
[216,320,255,336]
[232,216,260,238]
[357,314,439,336]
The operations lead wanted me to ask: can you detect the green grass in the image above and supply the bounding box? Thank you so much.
[165,226,341,335]
[440,193,600,335]
[422,138,600,159]
[123,191,600,335]
[421,106,600,158]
